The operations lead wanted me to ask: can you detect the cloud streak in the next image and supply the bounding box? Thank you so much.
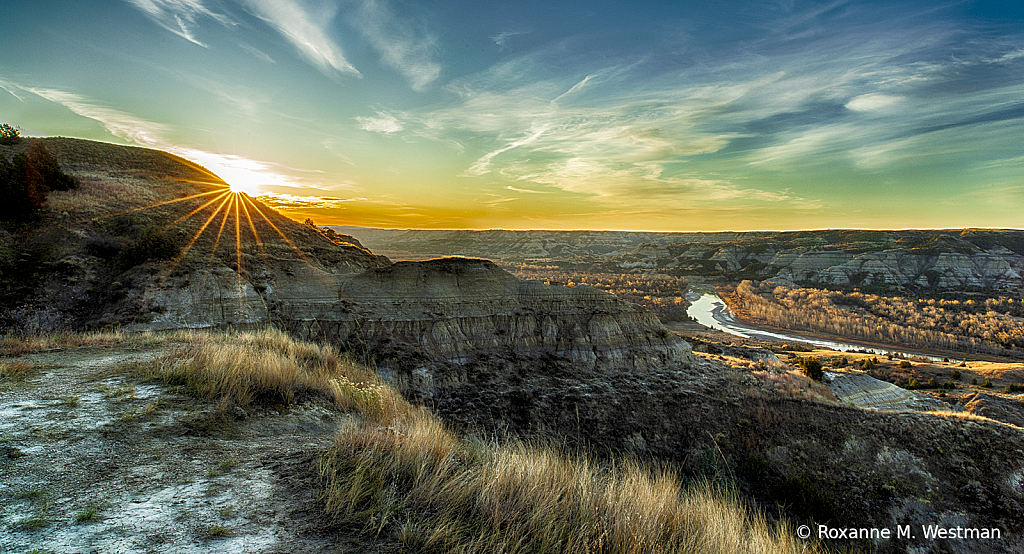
[122,0,230,46]
[351,0,441,91]
[238,0,360,76]
[371,4,1024,214]
[356,111,404,134]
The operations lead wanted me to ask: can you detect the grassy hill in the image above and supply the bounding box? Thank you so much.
[1,138,381,333]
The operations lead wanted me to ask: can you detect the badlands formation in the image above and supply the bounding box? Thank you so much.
[2,139,1024,553]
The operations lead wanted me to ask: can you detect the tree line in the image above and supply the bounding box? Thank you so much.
[730,280,1024,359]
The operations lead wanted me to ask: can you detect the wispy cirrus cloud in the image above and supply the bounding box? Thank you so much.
[491,29,529,50]
[122,0,230,46]
[0,78,27,102]
[25,86,172,144]
[351,0,440,91]
[371,4,1024,212]
[238,0,360,77]
[356,111,403,134]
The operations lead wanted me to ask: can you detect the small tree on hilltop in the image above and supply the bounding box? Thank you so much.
[799,356,824,382]
[0,123,21,145]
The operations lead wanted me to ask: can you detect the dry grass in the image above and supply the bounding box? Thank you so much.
[925,409,1022,429]
[47,172,162,218]
[1,330,131,355]
[753,367,839,404]
[0,359,35,381]
[320,388,821,554]
[132,327,384,411]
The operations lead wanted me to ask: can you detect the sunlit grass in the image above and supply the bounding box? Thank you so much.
[131,327,383,411]
[320,410,818,554]
[1,330,134,355]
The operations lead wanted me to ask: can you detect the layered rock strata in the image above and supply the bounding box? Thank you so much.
[279,257,694,395]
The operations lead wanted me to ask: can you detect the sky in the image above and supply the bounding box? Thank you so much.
[1,1,1022,232]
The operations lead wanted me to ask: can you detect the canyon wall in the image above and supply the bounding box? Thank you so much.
[277,257,694,395]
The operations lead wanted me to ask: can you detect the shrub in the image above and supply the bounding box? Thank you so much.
[798,356,824,382]
[951,368,961,380]
[0,140,78,222]
[0,123,20,145]
[899,360,912,369]
[982,378,992,388]
[116,229,181,269]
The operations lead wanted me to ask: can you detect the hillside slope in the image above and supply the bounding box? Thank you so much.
[1,138,387,333]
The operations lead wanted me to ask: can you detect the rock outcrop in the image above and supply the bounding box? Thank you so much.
[280,257,694,396]
[824,370,950,412]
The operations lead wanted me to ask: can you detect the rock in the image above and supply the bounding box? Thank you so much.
[281,258,695,397]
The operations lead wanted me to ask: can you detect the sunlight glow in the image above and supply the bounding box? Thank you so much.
[229,180,261,195]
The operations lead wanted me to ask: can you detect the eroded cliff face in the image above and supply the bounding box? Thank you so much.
[279,257,694,395]
[345,228,1024,292]
[765,250,1024,289]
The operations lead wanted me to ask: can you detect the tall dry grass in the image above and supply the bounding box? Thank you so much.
[132,327,395,412]
[320,393,821,554]
[753,368,839,404]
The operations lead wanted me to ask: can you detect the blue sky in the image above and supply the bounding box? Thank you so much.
[1,0,1022,231]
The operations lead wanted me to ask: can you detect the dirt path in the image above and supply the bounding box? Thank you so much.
[1,346,387,553]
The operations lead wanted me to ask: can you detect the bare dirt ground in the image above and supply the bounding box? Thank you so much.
[0,346,389,554]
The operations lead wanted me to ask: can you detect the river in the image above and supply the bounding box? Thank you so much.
[685,293,954,362]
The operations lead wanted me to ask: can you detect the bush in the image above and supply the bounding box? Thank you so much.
[116,229,181,269]
[0,123,20,145]
[0,140,78,222]
[951,368,961,380]
[982,378,992,388]
[899,360,912,369]
[798,356,824,381]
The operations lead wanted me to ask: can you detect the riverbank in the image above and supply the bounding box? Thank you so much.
[686,291,957,362]
[715,285,1023,364]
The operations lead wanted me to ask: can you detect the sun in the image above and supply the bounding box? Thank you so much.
[229,179,261,196]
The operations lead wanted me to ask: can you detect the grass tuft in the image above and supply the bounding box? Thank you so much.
[0,360,35,381]
[205,524,233,538]
[132,327,382,412]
